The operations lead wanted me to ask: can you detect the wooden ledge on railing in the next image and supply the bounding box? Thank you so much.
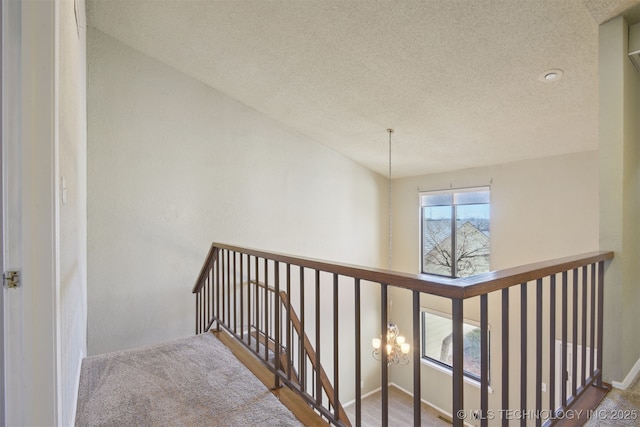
[456,250,614,298]
[196,242,613,300]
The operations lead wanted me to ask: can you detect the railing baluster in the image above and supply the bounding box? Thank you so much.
[286,263,292,382]
[333,273,339,423]
[227,250,231,330]
[590,263,596,380]
[452,297,464,427]
[300,266,306,393]
[206,269,209,331]
[202,277,206,333]
[549,274,556,413]
[581,265,587,387]
[481,293,489,427]
[220,250,224,327]
[228,251,231,333]
[240,253,244,340]
[216,251,221,332]
[381,283,389,427]
[355,278,362,427]
[535,279,542,427]
[596,261,604,387]
[208,253,213,332]
[502,288,509,427]
[196,290,200,334]
[233,251,237,335]
[255,256,260,354]
[315,270,321,406]
[413,290,421,427]
[247,255,252,347]
[210,268,215,330]
[520,282,527,427]
[274,261,281,389]
[561,271,568,407]
[211,270,214,329]
[264,259,270,363]
[572,268,578,397]
[222,250,226,327]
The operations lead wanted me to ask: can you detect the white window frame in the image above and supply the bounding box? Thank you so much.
[419,186,491,278]
[420,308,492,390]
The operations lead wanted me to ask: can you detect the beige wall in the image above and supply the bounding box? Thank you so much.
[599,16,640,385]
[391,151,599,275]
[388,151,600,420]
[59,0,88,424]
[87,29,386,400]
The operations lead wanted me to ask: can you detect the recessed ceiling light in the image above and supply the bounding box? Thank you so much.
[539,69,563,82]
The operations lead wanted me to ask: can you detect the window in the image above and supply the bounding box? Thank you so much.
[420,187,490,278]
[421,310,489,383]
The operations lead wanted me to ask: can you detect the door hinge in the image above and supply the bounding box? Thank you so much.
[3,270,21,288]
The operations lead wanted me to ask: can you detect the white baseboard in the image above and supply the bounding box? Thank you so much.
[69,349,84,425]
[344,382,471,427]
[390,382,475,427]
[342,385,383,408]
[611,356,640,390]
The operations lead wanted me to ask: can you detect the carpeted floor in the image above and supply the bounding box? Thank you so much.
[583,376,640,427]
[75,333,302,426]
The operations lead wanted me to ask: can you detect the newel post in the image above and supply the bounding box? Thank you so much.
[452,297,464,427]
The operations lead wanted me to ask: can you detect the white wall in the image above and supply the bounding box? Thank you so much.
[388,151,600,418]
[599,16,640,385]
[87,27,387,379]
[58,0,87,425]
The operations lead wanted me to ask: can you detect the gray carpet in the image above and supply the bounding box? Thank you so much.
[75,333,302,426]
[583,376,640,427]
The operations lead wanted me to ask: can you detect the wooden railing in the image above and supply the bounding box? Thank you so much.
[193,242,613,427]
[248,283,352,426]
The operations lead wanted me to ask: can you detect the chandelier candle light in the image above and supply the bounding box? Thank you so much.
[372,322,411,365]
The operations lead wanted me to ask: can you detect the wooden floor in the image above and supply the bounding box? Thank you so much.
[217,329,450,426]
[344,385,452,426]
[554,384,608,427]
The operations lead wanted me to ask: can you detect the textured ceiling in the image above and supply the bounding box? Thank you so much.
[87,0,640,178]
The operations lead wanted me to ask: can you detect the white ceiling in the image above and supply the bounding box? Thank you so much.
[87,0,640,178]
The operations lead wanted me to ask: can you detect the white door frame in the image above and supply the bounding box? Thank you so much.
[3,1,60,425]
[0,1,5,423]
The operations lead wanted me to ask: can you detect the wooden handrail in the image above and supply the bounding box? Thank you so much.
[195,242,613,299]
[279,290,352,427]
[192,245,219,293]
[247,281,352,427]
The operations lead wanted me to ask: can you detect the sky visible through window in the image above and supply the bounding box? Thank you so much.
[424,204,489,219]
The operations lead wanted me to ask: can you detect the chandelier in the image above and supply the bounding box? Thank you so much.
[372,322,410,365]
[370,130,411,366]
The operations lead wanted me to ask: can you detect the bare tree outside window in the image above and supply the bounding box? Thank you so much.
[421,189,490,278]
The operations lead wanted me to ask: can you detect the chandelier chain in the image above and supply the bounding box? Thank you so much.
[387,128,393,270]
